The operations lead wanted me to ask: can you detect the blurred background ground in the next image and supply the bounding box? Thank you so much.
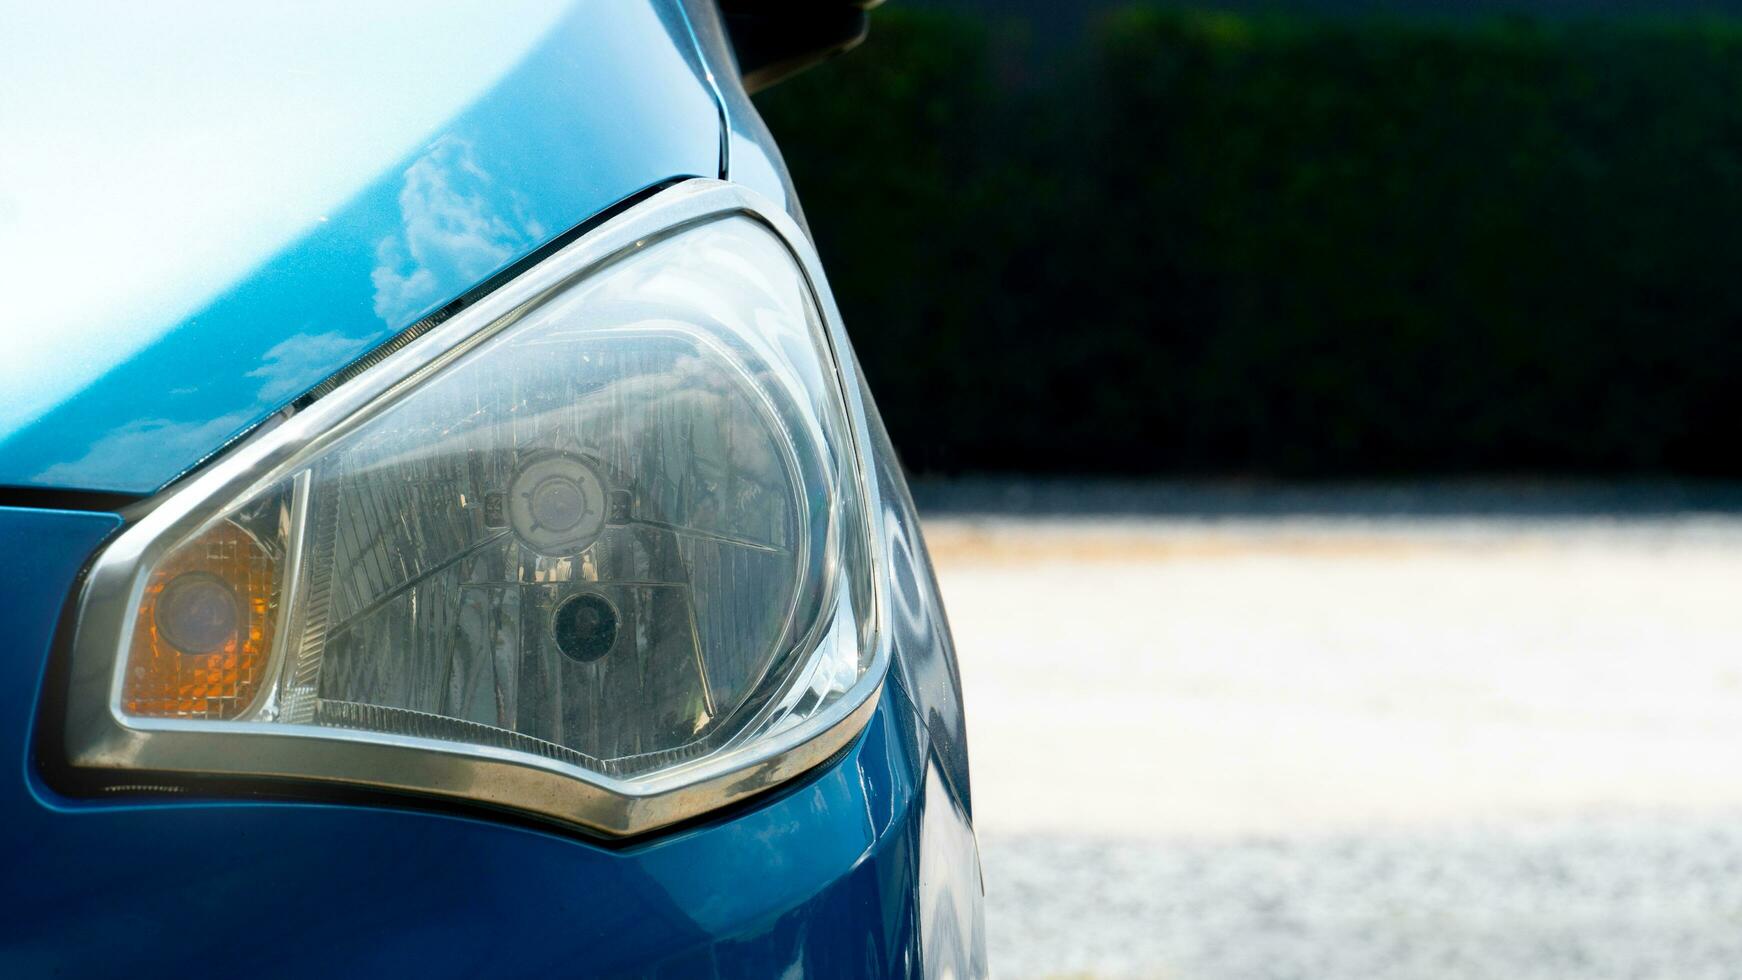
[919,482,1742,977]
[926,483,1742,980]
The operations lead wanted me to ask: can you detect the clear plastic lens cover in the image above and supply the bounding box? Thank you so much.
[101,211,878,795]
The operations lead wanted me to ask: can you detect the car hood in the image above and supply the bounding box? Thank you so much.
[0,0,722,495]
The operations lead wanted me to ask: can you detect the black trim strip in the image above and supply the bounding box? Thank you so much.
[0,486,143,513]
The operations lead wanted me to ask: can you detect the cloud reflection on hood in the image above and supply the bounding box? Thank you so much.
[371,137,547,327]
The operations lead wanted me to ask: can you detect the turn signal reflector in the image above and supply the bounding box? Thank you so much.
[122,518,281,719]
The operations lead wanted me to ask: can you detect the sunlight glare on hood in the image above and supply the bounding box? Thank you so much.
[0,0,572,442]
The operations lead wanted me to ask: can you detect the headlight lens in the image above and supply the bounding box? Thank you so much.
[63,183,883,835]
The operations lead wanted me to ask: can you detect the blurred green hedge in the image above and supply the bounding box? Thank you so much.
[757,7,1742,477]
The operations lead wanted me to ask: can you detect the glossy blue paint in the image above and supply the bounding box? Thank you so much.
[870,393,976,819]
[0,1,722,495]
[1,4,986,972]
[1,503,981,977]
[0,506,120,779]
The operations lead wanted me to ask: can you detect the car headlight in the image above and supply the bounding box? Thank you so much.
[58,180,885,837]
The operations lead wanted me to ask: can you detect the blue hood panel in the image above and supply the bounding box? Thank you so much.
[0,1,721,495]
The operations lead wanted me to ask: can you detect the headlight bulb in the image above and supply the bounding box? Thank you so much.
[507,453,609,556]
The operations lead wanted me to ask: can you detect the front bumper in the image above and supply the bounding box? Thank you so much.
[0,505,985,977]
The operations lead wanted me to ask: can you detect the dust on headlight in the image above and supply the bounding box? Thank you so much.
[115,215,875,783]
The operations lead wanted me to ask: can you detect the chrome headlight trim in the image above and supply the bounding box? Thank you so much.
[59,179,887,838]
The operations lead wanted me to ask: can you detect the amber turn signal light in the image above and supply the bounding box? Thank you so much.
[121,519,279,719]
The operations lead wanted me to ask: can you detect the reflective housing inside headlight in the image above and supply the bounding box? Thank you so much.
[66,186,883,833]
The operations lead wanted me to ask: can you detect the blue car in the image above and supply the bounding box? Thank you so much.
[0,2,984,975]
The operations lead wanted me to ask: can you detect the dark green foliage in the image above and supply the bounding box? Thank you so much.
[758,7,1742,477]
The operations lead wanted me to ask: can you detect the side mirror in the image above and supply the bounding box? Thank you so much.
[720,0,880,94]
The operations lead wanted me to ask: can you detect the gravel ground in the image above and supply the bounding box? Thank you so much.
[981,815,1742,980]
[922,501,1742,979]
